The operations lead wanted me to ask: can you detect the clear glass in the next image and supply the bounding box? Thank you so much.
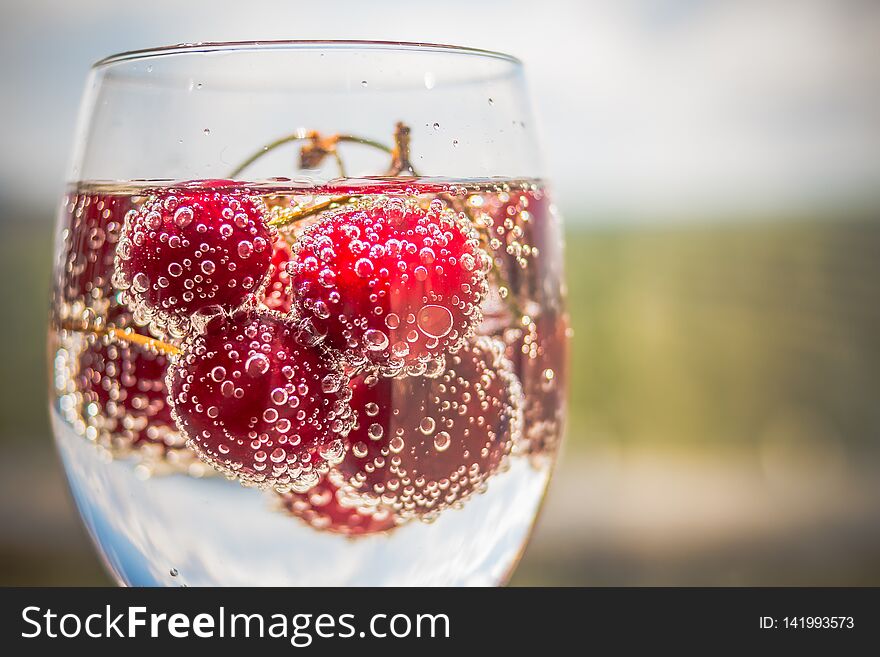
[49,40,568,586]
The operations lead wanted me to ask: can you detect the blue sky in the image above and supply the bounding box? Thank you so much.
[1,0,879,219]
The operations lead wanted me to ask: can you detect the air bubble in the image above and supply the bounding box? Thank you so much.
[434,431,451,452]
[132,272,149,293]
[321,373,342,394]
[420,417,436,435]
[363,329,389,352]
[417,305,453,338]
[313,300,330,319]
[354,258,374,278]
[174,207,194,228]
[245,353,270,377]
[237,241,254,258]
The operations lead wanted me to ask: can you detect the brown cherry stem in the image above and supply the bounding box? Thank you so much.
[387,122,418,176]
[251,123,421,231]
[60,320,181,357]
[228,131,394,179]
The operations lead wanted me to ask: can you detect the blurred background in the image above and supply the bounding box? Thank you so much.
[3,0,880,585]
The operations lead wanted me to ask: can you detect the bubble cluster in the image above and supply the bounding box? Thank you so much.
[55,306,185,458]
[333,337,523,520]
[505,311,571,455]
[470,189,543,271]
[288,196,490,377]
[113,191,273,337]
[262,234,293,312]
[56,193,131,307]
[278,480,397,536]
[167,311,354,490]
[466,187,562,320]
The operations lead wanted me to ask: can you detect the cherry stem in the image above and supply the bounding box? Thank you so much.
[268,195,354,228]
[387,122,418,176]
[250,123,421,231]
[228,132,394,179]
[332,150,347,178]
[60,320,181,357]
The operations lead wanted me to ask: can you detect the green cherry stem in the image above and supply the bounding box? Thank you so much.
[268,195,354,228]
[243,123,422,232]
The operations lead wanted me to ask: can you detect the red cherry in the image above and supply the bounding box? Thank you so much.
[57,306,182,454]
[288,197,489,377]
[56,192,131,305]
[279,480,397,536]
[334,336,523,519]
[167,310,354,490]
[506,311,570,455]
[114,191,273,337]
[262,235,293,312]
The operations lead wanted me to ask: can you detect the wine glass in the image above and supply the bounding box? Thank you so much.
[49,41,568,586]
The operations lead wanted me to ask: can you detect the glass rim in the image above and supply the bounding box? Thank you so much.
[93,40,523,69]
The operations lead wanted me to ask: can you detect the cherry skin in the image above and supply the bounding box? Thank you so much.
[333,336,523,520]
[114,191,273,337]
[167,310,354,491]
[288,197,489,377]
[279,480,397,536]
